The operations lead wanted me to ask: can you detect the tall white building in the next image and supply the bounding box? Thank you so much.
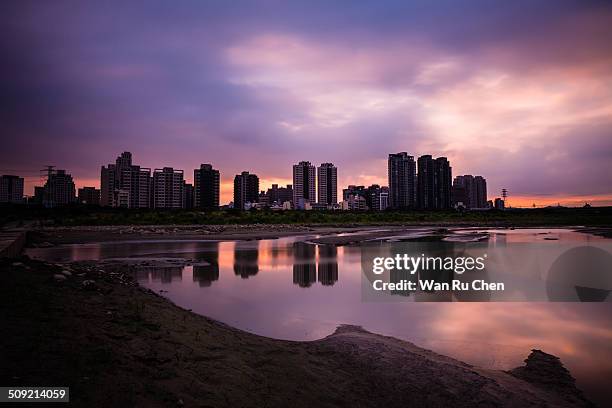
[293,161,316,209]
[317,163,337,206]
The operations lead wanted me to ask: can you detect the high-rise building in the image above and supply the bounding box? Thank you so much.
[452,175,472,208]
[388,152,416,209]
[153,167,184,209]
[317,163,337,205]
[193,164,220,209]
[100,165,116,207]
[293,161,316,209]
[43,169,76,207]
[434,157,452,209]
[417,155,452,210]
[452,175,487,209]
[494,197,505,210]
[0,175,24,204]
[365,184,379,210]
[77,187,100,205]
[233,171,259,210]
[183,182,194,209]
[101,152,151,208]
[474,176,487,209]
[417,155,435,210]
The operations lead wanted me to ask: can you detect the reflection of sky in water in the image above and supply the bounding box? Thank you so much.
[25,229,612,405]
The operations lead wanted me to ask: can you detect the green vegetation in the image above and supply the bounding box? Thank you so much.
[1,204,611,227]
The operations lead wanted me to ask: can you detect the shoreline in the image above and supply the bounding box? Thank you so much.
[1,257,594,407]
[23,224,612,247]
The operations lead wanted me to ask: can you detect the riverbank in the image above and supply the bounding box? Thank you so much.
[24,224,612,248]
[1,257,593,407]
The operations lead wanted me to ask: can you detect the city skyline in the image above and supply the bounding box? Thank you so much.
[0,148,604,209]
[2,1,612,207]
[10,150,496,209]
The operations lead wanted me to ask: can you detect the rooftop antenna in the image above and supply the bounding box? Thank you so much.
[40,165,55,184]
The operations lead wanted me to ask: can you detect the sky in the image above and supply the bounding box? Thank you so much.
[1,0,612,206]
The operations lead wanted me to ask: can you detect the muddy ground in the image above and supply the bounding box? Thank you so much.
[0,257,593,407]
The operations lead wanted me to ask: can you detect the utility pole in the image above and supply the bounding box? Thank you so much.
[501,188,508,208]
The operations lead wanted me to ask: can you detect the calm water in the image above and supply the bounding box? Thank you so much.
[26,229,612,405]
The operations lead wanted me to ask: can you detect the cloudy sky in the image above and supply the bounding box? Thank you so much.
[2,0,611,206]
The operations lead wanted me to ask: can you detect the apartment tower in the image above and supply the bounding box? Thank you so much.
[317,163,338,206]
[293,161,316,209]
[0,175,24,203]
[153,167,184,209]
[233,171,259,210]
[194,164,220,209]
[388,152,416,209]
[100,152,151,208]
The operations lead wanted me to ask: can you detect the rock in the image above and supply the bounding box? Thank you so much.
[53,274,66,282]
[510,349,574,387]
[509,349,589,404]
[61,270,72,277]
[11,262,24,267]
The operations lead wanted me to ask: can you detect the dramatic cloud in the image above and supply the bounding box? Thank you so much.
[1,1,611,205]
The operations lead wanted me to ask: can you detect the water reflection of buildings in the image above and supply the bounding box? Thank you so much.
[234,242,259,279]
[193,264,219,287]
[193,242,220,287]
[317,245,338,286]
[413,242,455,302]
[293,242,317,287]
[269,240,294,268]
[136,266,183,283]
